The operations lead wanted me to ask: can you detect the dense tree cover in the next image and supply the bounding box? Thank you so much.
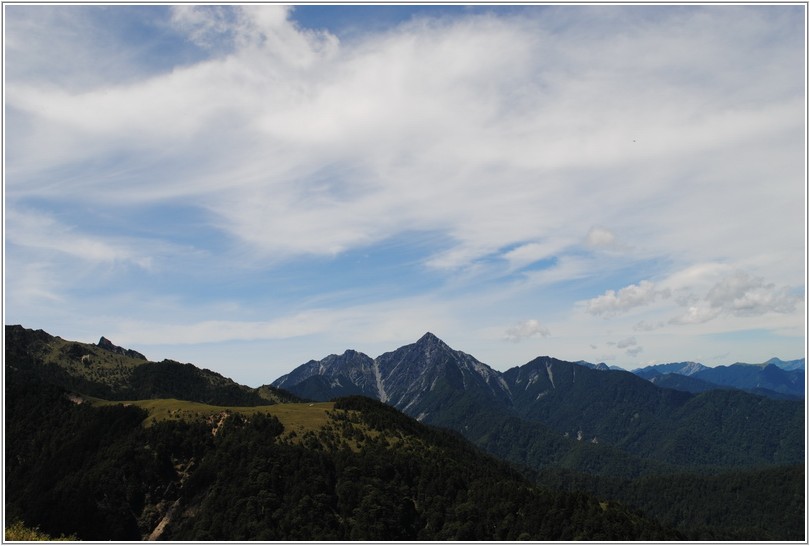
[6,376,679,541]
[165,396,679,541]
[663,389,805,465]
[279,342,803,479]
[6,372,179,539]
[503,358,804,468]
[5,326,805,541]
[432,397,680,480]
[536,464,806,540]
[421,370,804,478]
[123,360,273,405]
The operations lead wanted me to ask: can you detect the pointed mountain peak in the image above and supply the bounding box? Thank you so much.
[418,331,440,342]
[96,336,147,360]
[415,332,450,349]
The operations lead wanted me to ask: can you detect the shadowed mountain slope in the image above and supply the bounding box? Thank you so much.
[272,333,804,471]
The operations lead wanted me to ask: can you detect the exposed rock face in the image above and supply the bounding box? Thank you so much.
[374,332,512,414]
[272,332,513,418]
[97,336,147,360]
[273,350,378,399]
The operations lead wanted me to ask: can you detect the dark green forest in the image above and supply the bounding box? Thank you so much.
[4,325,806,541]
[6,374,679,541]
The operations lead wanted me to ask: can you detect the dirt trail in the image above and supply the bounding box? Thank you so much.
[147,499,180,541]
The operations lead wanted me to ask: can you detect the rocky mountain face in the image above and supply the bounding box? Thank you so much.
[374,332,512,417]
[275,333,513,421]
[277,334,784,430]
[96,336,147,360]
[632,361,709,379]
[272,333,804,471]
[274,350,378,400]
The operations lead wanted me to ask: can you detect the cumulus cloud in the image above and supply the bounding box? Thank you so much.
[504,319,551,342]
[707,271,799,315]
[670,270,800,325]
[585,281,671,317]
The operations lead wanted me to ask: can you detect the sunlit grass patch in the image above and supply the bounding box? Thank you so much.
[88,398,419,452]
[92,397,335,432]
[268,402,335,436]
[5,520,77,541]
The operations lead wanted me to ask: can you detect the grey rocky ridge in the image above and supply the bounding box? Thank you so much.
[275,332,513,421]
[96,336,147,360]
[272,332,804,472]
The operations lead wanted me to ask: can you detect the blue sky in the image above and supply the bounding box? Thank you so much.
[4,4,805,387]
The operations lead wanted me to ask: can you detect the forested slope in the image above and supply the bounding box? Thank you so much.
[5,370,679,541]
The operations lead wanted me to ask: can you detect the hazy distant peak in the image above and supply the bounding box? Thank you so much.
[764,357,805,371]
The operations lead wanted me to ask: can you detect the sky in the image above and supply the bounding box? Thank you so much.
[3,4,806,387]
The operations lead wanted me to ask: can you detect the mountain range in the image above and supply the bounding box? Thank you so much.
[631,358,805,399]
[273,332,804,470]
[4,325,806,541]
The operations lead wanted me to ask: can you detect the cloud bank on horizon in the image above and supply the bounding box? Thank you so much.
[4,4,805,385]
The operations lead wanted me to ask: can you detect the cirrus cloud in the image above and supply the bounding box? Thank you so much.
[3,5,805,381]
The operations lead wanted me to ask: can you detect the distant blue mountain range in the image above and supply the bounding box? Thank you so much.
[631,358,805,400]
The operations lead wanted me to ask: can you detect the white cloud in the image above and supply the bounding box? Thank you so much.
[6,5,803,272]
[670,270,800,325]
[504,319,551,343]
[585,281,671,317]
[8,263,66,304]
[633,320,666,332]
[114,313,336,346]
[706,271,799,316]
[99,290,455,343]
[3,6,805,376]
[5,209,155,269]
[501,239,574,272]
[585,227,617,249]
